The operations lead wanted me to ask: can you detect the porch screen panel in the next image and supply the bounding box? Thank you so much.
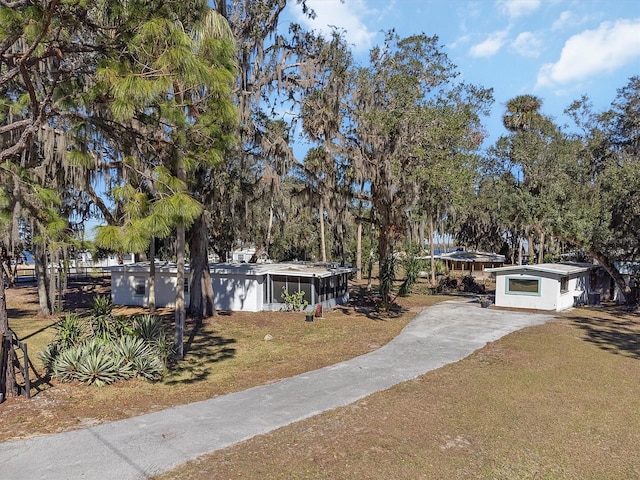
[272,275,287,304]
[299,277,312,305]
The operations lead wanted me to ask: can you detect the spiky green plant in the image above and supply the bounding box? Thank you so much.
[131,354,164,381]
[111,336,153,366]
[51,345,85,382]
[39,342,60,372]
[133,314,164,341]
[153,331,174,367]
[91,294,114,317]
[57,313,86,348]
[75,349,121,386]
[398,255,421,297]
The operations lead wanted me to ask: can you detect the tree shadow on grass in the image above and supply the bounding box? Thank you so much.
[570,309,640,360]
[348,286,409,320]
[164,321,237,385]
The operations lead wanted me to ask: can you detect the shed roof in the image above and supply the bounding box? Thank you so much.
[110,261,356,278]
[485,262,596,275]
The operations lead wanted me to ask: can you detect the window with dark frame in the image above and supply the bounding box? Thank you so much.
[134,277,145,296]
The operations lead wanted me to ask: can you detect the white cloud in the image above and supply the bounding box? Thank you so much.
[291,0,376,53]
[449,34,470,50]
[552,10,573,31]
[469,30,509,57]
[497,0,541,19]
[511,31,542,57]
[536,19,640,88]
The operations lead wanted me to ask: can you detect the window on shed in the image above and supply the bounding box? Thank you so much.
[134,277,146,296]
[560,276,569,293]
[506,277,540,295]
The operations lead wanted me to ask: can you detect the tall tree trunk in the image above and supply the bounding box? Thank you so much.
[518,237,523,266]
[429,213,436,285]
[527,234,534,265]
[319,197,327,262]
[1,263,18,402]
[175,224,186,359]
[356,220,362,281]
[537,230,545,264]
[34,243,49,315]
[48,248,57,315]
[175,154,187,359]
[148,238,156,314]
[419,219,425,254]
[188,214,216,321]
[367,225,375,291]
[266,198,274,259]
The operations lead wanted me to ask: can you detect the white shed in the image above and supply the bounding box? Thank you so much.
[110,262,189,309]
[485,262,596,311]
[110,261,355,312]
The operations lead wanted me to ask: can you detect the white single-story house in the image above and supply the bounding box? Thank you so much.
[436,250,506,278]
[110,261,356,312]
[75,251,136,268]
[485,262,597,311]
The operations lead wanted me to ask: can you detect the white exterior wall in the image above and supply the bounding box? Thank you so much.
[494,270,589,311]
[111,270,190,308]
[111,263,354,312]
[212,273,263,312]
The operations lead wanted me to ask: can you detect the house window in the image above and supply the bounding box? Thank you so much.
[560,276,569,293]
[506,276,540,296]
[184,277,189,294]
[134,277,146,296]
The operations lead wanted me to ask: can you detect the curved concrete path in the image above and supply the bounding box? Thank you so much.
[0,299,554,480]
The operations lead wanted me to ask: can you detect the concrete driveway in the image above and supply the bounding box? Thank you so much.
[0,299,554,480]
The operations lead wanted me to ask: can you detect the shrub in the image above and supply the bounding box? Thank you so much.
[131,354,165,381]
[133,314,165,342]
[398,255,421,297]
[281,288,308,311]
[39,342,60,371]
[91,294,113,317]
[461,274,483,293]
[51,345,85,383]
[74,346,121,386]
[57,313,86,349]
[43,305,170,385]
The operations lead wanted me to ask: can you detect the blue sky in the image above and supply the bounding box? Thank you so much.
[288,0,640,146]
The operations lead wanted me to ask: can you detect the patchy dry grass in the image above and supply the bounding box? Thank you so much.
[1,281,444,441]
[4,281,639,480]
[152,306,640,480]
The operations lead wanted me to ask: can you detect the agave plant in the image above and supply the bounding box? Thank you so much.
[51,345,85,382]
[75,348,122,386]
[131,354,164,381]
[39,342,60,372]
[111,336,153,366]
[57,313,86,349]
[91,294,114,317]
[133,314,165,342]
[153,332,174,367]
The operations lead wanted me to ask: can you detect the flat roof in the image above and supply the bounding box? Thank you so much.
[110,261,356,278]
[485,262,596,275]
[435,250,506,263]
